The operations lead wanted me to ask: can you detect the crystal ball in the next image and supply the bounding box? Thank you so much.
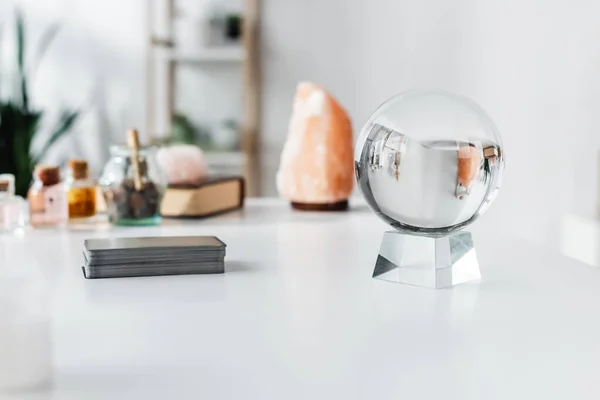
[355,90,504,236]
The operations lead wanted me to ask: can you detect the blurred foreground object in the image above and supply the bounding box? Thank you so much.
[0,11,80,196]
[276,82,353,211]
[0,277,52,391]
[355,90,505,288]
[156,145,209,186]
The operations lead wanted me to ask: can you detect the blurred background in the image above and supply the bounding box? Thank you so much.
[1,0,600,245]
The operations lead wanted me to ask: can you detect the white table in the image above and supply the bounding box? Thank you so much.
[1,199,599,400]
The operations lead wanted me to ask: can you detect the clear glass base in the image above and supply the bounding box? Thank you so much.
[373,230,480,289]
[111,215,162,226]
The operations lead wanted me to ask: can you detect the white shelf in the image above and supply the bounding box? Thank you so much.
[164,47,244,63]
[205,151,246,166]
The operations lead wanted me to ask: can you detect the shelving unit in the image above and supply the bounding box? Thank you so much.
[205,151,247,176]
[205,151,246,165]
[164,46,245,63]
[146,0,261,195]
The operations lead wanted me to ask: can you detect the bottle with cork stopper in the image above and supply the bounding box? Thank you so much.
[99,128,167,226]
[66,159,97,220]
[28,165,68,227]
[0,174,25,233]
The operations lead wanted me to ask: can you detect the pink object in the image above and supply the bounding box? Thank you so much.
[276,82,354,204]
[28,166,68,228]
[156,145,209,186]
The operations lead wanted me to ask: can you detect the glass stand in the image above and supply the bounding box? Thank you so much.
[373,230,480,289]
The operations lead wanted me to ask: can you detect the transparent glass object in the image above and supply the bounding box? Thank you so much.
[355,90,504,235]
[99,145,167,226]
[374,230,480,289]
[355,90,505,287]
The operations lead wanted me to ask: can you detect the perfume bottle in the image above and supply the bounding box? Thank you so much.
[0,174,25,233]
[65,159,97,220]
[28,166,68,228]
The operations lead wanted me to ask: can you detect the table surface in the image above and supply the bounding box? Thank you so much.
[1,199,599,400]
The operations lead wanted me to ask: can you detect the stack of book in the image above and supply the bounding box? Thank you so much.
[82,236,226,279]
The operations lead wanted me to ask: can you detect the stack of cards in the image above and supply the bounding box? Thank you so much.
[82,236,226,279]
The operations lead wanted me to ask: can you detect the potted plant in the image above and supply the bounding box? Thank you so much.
[0,11,80,196]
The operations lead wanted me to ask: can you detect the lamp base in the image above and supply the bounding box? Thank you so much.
[373,230,480,289]
[291,200,349,211]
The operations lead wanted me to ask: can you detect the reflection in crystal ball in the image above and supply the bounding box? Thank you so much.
[355,90,504,236]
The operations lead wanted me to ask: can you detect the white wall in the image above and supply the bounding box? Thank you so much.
[2,0,600,244]
[261,0,600,244]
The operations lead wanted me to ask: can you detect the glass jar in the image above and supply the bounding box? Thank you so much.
[65,159,97,220]
[27,166,68,228]
[99,145,167,226]
[0,174,25,233]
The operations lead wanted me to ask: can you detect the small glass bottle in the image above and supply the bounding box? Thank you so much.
[28,166,68,228]
[0,174,25,233]
[65,159,97,220]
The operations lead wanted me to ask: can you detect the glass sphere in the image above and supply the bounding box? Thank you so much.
[355,90,504,236]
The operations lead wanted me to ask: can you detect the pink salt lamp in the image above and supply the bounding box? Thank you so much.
[156,145,209,186]
[276,82,354,210]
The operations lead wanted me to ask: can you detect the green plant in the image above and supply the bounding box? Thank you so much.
[0,10,80,196]
[170,113,197,145]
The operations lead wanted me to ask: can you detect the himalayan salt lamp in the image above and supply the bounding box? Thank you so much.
[276,82,354,211]
[456,145,481,199]
[156,145,209,186]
